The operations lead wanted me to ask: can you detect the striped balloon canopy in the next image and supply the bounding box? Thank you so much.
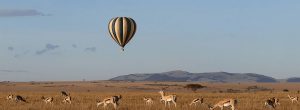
[108,17,137,51]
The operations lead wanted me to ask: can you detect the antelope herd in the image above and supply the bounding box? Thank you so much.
[3,91,300,110]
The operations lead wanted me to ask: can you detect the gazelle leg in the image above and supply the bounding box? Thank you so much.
[172,100,176,107]
[103,103,107,108]
[113,103,117,110]
[231,106,235,110]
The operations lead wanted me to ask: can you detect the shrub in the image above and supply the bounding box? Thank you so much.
[184,84,206,92]
[226,89,241,93]
[246,85,272,92]
[283,89,289,92]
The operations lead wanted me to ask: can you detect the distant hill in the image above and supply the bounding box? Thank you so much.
[286,77,300,82]
[109,70,278,83]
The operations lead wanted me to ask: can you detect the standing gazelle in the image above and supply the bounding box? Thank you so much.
[209,99,237,110]
[190,97,204,106]
[96,95,122,110]
[264,97,280,109]
[41,96,54,104]
[288,95,299,103]
[158,90,177,107]
[143,97,154,105]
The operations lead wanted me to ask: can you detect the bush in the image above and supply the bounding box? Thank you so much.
[283,89,289,92]
[184,84,206,92]
[226,89,241,93]
[246,85,272,92]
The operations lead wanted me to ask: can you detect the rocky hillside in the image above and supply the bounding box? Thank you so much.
[109,70,278,83]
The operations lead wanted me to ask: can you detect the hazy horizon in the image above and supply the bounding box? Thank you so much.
[0,69,297,82]
[1,1,300,81]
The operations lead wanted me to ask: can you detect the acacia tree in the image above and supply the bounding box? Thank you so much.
[184,84,206,92]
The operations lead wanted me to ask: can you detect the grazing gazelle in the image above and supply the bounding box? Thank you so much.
[264,97,280,109]
[112,95,122,107]
[158,90,177,107]
[6,94,14,101]
[190,97,204,106]
[288,95,299,103]
[41,96,54,104]
[62,96,72,104]
[209,98,237,110]
[96,95,122,109]
[61,91,69,97]
[143,97,154,105]
[15,95,27,103]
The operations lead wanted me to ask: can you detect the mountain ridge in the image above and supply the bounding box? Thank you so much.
[109,70,280,83]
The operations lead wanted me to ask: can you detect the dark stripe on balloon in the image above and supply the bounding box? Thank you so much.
[119,17,124,47]
[123,17,131,46]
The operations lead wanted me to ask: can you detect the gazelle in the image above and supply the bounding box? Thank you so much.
[15,95,27,103]
[143,97,154,105]
[159,97,165,103]
[62,96,72,104]
[61,91,69,97]
[41,96,54,104]
[190,97,204,106]
[209,99,237,110]
[158,90,177,107]
[264,97,280,109]
[112,95,122,106]
[96,95,122,110]
[288,95,298,103]
[6,94,14,101]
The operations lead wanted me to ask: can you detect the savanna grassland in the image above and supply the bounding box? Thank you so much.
[0,81,299,110]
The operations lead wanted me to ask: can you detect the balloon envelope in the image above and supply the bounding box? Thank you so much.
[108,17,137,51]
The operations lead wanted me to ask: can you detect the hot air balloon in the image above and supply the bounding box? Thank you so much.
[108,17,137,51]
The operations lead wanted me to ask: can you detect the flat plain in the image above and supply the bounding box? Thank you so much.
[0,81,299,110]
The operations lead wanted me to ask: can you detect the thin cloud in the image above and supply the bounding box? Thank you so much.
[0,69,28,73]
[36,44,60,55]
[84,47,96,52]
[8,46,14,51]
[72,44,77,48]
[14,50,30,58]
[0,9,48,17]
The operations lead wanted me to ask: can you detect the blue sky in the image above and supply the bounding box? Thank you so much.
[0,0,300,81]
